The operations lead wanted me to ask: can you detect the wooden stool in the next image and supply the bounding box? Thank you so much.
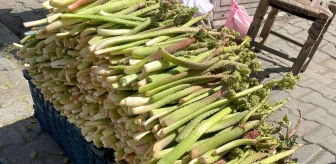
[247,0,336,75]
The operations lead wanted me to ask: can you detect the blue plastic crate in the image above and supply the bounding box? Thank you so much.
[23,69,114,164]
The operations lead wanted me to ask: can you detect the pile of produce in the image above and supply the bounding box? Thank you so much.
[15,0,303,163]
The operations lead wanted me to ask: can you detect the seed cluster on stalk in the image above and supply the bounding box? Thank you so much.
[15,0,303,163]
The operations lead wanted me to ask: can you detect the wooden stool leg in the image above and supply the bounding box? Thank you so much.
[300,19,333,72]
[255,7,279,52]
[247,0,270,40]
[291,19,325,75]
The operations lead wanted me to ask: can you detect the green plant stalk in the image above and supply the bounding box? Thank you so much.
[46,19,82,32]
[132,85,204,114]
[74,0,106,13]
[183,86,222,105]
[154,140,206,160]
[20,34,36,44]
[120,74,138,87]
[127,134,156,147]
[176,107,222,142]
[140,22,175,34]
[255,146,299,164]
[114,2,147,15]
[97,29,131,36]
[190,120,260,159]
[131,44,175,59]
[157,106,234,164]
[154,38,188,47]
[49,0,77,8]
[165,90,225,126]
[129,3,160,16]
[19,39,38,52]
[102,14,146,22]
[23,18,48,28]
[158,48,220,70]
[201,59,248,75]
[153,131,177,153]
[69,23,88,36]
[182,14,209,27]
[68,0,95,11]
[95,27,220,50]
[174,48,209,57]
[61,14,140,27]
[239,152,269,164]
[150,105,180,116]
[145,75,224,96]
[124,38,196,74]
[252,98,290,118]
[108,65,126,71]
[88,35,104,45]
[95,39,150,55]
[205,111,248,134]
[146,49,215,82]
[239,95,269,125]
[143,59,176,74]
[158,104,227,138]
[77,0,144,15]
[214,139,261,155]
[150,83,193,102]
[110,46,142,56]
[146,36,171,46]
[125,18,153,36]
[198,149,228,164]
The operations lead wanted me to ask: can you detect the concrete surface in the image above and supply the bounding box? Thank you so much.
[0,22,65,164]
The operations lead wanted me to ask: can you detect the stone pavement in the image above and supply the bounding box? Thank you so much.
[256,15,336,163]
[0,22,65,163]
[0,1,335,164]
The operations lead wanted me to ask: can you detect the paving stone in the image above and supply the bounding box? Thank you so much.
[268,111,319,137]
[294,30,309,41]
[324,72,336,80]
[269,40,299,59]
[283,24,304,35]
[304,107,336,132]
[292,144,323,164]
[0,100,33,127]
[310,50,332,63]
[293,21,311,30]
[268,90,289,103]
[299,79,336,99]
[2,133,64,164]
[301,92,336,117]
[320,58,336,70]
[320,43,336,58]
[286,85,313,99]
[266,106,290,122]
[0,126,25,149]
[0,57,15,70]
[303,69,335,85]
[304,126,336,154]
[323,31,336,44]
[307,151,336,164]
[0,22,19,47]
[284,98,316,116]
[13,117,43,142]
[303,61,331,74]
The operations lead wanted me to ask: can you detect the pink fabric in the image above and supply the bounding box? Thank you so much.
[225,0,253,38]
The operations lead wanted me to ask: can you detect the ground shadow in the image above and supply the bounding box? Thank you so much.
[0,8,48,38]
[0,116,66,164]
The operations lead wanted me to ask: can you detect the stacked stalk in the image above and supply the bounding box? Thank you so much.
[17,0,302,163]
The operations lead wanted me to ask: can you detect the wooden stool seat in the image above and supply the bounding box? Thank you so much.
[247,0,336,75]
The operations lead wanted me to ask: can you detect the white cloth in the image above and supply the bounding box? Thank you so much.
[181,0,214,15]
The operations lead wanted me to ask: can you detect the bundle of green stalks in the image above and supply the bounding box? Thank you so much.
[15,0,303,163]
